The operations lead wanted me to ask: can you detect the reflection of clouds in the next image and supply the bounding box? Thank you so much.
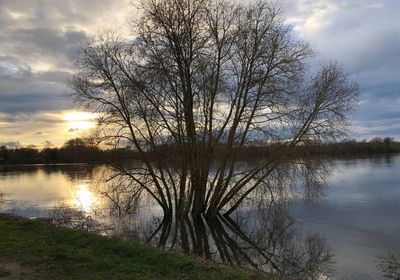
[0,192,5,209]
[0,165,102,215]
[291,155,400,279]
[329,156,396,181]
[1,158,400,278]
[326,156,400,205]
[0,168,69,208]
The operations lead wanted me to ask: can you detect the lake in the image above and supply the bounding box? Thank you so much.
[1,155,400,279]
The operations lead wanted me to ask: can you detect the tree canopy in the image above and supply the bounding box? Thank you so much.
[72,0,359,218]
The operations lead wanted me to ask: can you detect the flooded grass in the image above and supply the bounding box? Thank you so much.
[0,214,274,280]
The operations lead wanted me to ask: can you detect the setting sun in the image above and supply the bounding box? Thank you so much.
[63,111,97,130]
[1,0,400,278]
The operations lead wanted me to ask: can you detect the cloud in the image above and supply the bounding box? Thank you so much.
[0,0,399,145]
[5,28,87,69]
[283,0,400,77]
[0,56,73,114]
[282,0,400,139]
[0,1,133,145]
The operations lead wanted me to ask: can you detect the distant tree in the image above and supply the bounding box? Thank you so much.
[370,137,383,144]
[12,147,40,163]
[43,140,54,149]
[63,138,87,148]
[72,0,359,218]
[60,138,102,162]
[383,137,394,145]
[41,148,59,163]
[0,146,8,161]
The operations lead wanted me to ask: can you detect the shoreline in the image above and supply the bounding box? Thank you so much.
[0,214,273,279]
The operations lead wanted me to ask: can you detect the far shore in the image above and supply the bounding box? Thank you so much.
[1,137,399,165]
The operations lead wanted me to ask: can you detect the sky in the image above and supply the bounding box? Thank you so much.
[0,0,399,148]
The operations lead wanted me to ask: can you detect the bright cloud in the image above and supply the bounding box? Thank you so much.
[0,0,399,146]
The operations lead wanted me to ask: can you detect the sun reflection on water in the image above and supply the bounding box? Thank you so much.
[72,184,95,212]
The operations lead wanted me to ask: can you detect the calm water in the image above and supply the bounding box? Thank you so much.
[1,156,400,279]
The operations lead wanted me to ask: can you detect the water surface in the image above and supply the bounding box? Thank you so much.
[1,156,399,279]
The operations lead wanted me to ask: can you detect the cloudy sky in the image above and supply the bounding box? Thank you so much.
[0,0,399,148]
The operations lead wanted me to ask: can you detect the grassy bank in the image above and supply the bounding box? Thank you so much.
[0,214,273,280]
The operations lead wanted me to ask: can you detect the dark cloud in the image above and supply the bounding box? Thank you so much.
[0,0,130,126]
[0,93,69,114]
[6,28,87,68]
[0,112,63,126]
[0,0,399,144]
[0,56,73,114]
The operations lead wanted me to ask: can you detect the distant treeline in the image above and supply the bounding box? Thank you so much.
[0,138,139,164]
[301,137,400,157]
[0,137,399,164]
[241,137,400,159]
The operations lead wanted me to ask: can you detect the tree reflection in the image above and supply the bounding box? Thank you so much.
[0,164,98,181]
[0,192,5,209]
[103,156,331,219]
[106,204,333,279]
[50,203,111,234]
[378,253,400,280]
[51,158,334,279]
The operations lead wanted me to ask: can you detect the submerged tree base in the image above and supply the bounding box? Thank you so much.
[0,214,274,280]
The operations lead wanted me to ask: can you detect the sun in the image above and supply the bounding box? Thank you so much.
[63,111,97,130]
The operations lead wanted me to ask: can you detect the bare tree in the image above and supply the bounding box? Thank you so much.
[72,0,359,219]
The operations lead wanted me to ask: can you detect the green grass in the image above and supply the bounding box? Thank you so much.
[0,214,274,279]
